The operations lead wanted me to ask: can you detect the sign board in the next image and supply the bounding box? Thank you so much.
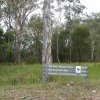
[76,66,82,73]
[42,65,88,81]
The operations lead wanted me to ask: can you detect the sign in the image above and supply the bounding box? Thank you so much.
[76,66,81,73]
[42,65,88,81]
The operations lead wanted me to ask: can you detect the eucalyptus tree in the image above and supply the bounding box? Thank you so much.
[4,30,15,62]
[0,28,4,62]
[0,0,2,18]
[72,24,91,62]
[85,13,100,62]
[22,16,43,63]
[42,0,52,80]
[0,0,4,24]
[65,0,85,63]
[0,27,14,62]
[2,0,38,64]
[52,27,69,62]
[54,0,85,63]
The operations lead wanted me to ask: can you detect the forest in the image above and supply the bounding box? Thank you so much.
[0,0,100,64]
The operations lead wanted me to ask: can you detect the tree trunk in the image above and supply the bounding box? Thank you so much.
[91,40,94,62]
[15,32,22,64]
[42,0,52,81]
[90,30,95,62]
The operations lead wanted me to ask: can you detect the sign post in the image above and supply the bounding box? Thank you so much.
[43,65,88,81]
[42,65,49,81]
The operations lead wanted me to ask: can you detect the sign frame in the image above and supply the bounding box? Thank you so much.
[42,65,88,81]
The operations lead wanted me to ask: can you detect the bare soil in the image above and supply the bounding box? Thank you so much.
[0,83,100,100]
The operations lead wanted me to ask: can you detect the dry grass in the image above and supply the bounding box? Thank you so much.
[0,82,100,100]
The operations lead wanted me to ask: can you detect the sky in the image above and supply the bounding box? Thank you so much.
[81,0,100,13]
[54,0,100,23]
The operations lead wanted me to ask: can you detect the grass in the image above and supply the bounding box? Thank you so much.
[0,63,100,99]
[0,63,100,87]
[0,64,41,87]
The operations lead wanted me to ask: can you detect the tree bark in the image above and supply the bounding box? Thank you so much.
[90,31,95,62]
[91,40,94,62]
[14,31,22,64]
[42,0,52,81]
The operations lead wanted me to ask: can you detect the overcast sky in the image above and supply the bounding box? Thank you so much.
[81,0,100,13]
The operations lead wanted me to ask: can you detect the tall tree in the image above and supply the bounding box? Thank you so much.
[2,0,37,64]
[0,28,4,62]
[64,0,85,63]
[42,0,52,81]
[54,0,85,63]
[72,24,91,62]
[85,13,100,62]
[22,16,43,64]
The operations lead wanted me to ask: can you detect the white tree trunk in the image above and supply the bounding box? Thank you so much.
[42,0,52,81]
[91,40,94,62]
[90,31,95,62]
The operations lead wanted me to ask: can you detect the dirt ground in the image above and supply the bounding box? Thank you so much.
[0,83,100,100]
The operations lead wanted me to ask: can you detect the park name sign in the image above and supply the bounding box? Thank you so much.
[42,65,88,81]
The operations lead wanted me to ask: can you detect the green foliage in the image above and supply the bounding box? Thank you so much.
[72,24,91,62]
[22,16,43,64]
[86,13,100,61]
[0,28,3,34]
[52,28,69,62]
[29,16,43,35]
[0,29,14,63]
[52,24,91,63]
[0,28,5,62]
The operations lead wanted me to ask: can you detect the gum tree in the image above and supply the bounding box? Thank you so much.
[2,0,37,64]
[42,0,52,81]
